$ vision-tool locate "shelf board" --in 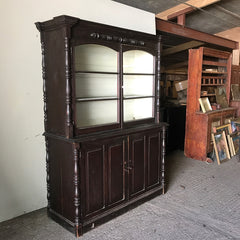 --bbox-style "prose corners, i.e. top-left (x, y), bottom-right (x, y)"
top-left (202, 71), bottom-right (227, 74)
top-left (124, 95), bottom-right (154, 100)
top-left (75, 71), bottom-right (118, 75)
top-left (123, 73), bottom-right (154, 76)
top-left (76, 96), bottom-right (119, 102)
top-left (201, 94), bottom-right (216, 97)
top-left (201, 84), bottom-right (225, 86)
top-left (196, 108), bottom-right (236, 115)
top-left (202, 60), bottom-right (227, 67)
top-left (202, 76), bottom-right (225, 79)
